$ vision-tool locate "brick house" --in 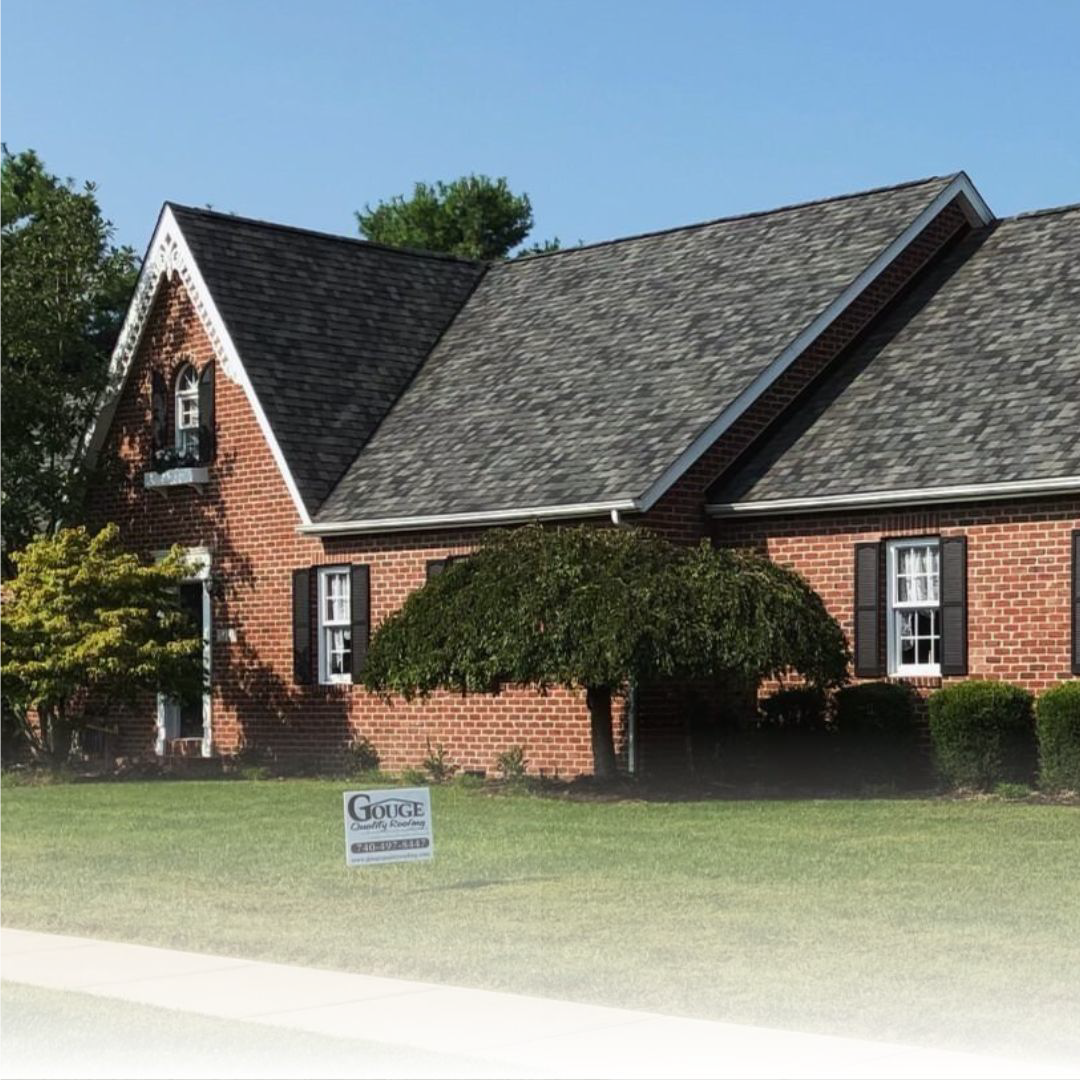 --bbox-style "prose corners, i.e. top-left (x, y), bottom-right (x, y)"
top-left (84, 172), bottom-right (1079, 774)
